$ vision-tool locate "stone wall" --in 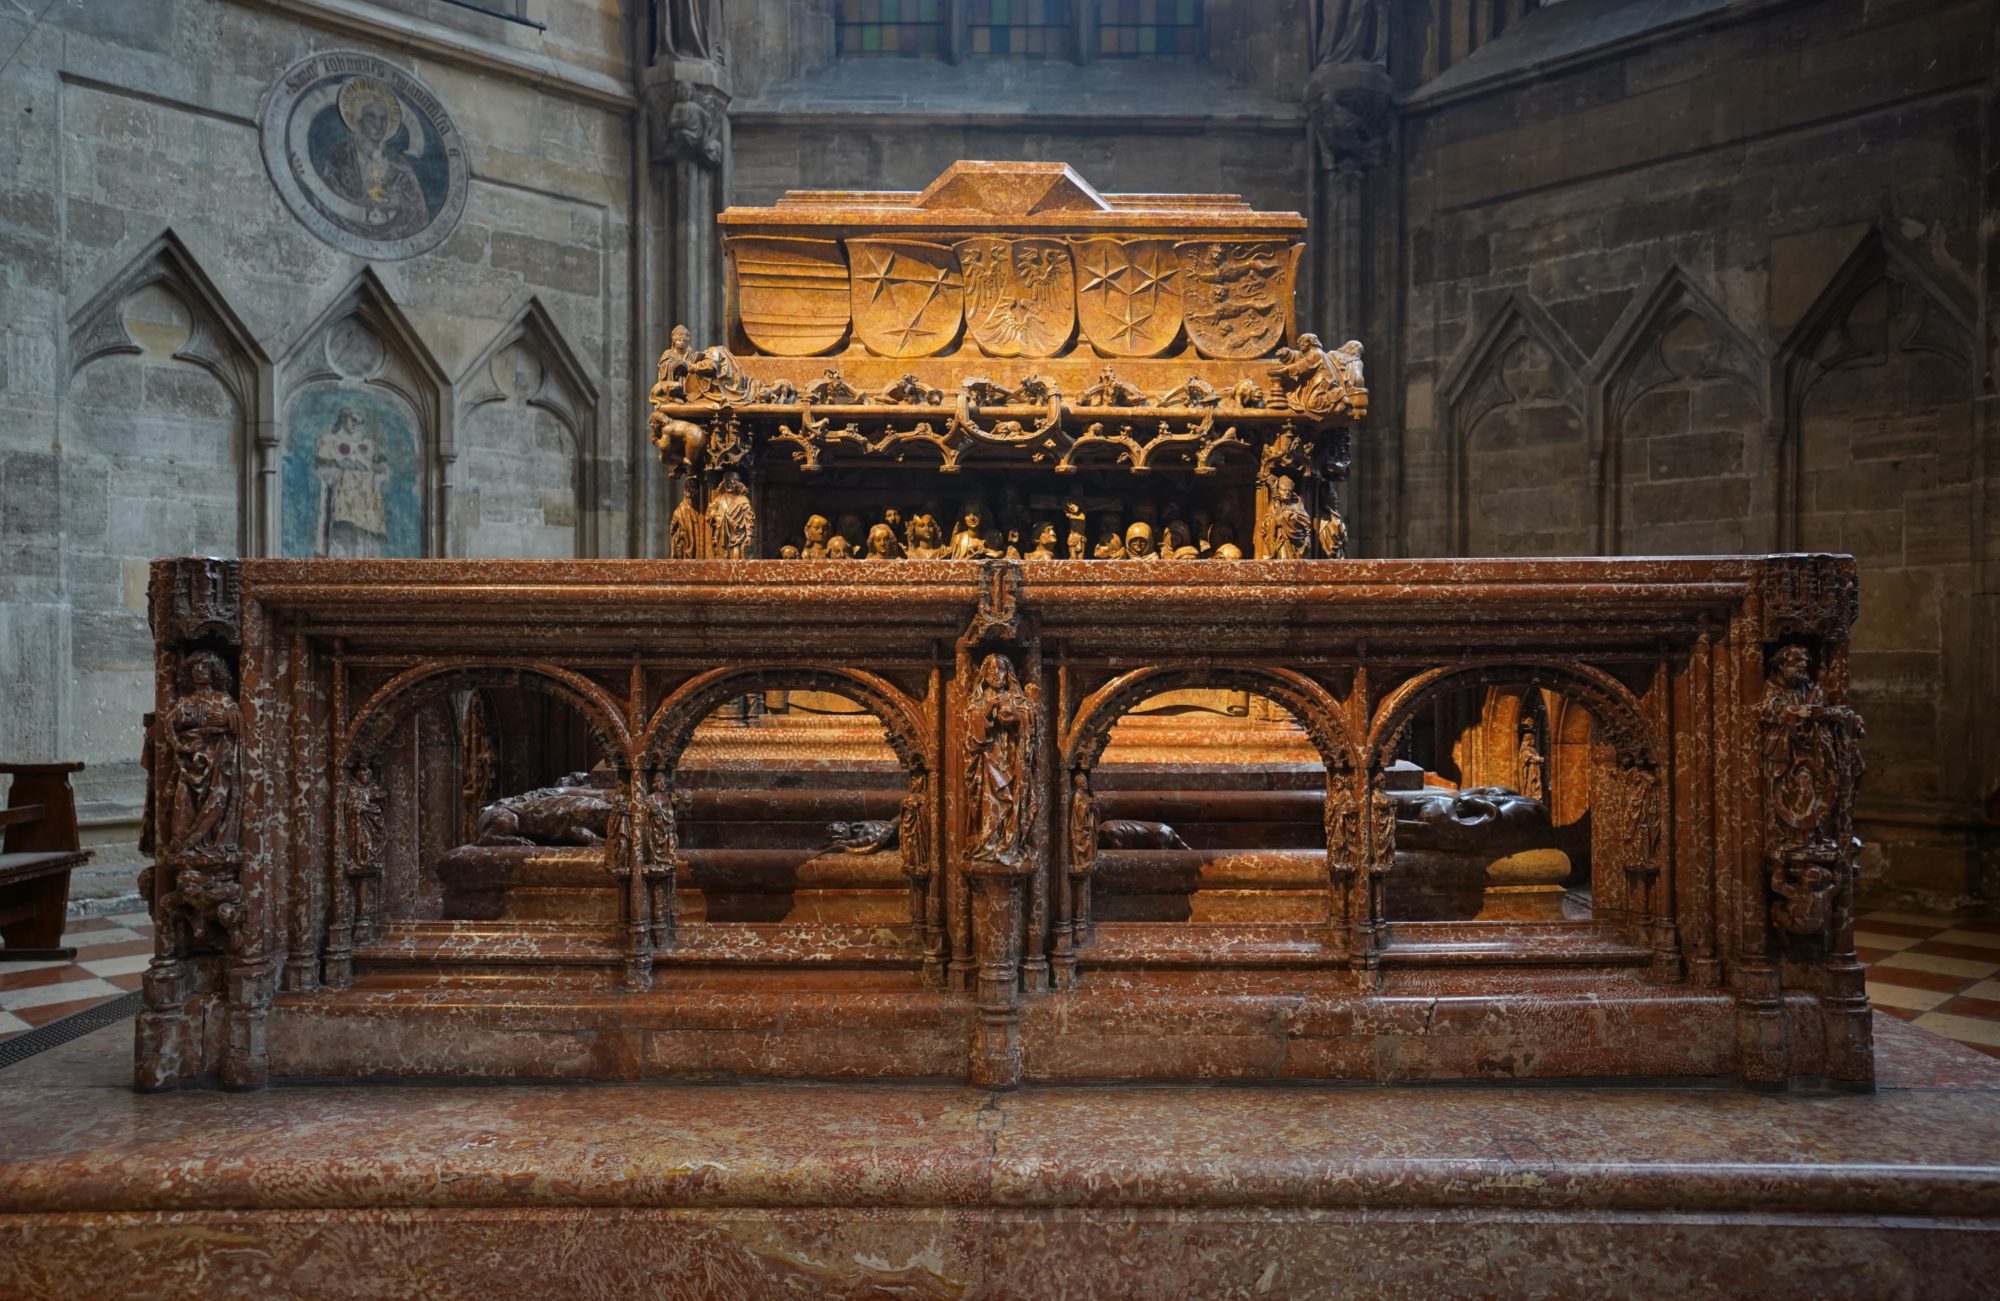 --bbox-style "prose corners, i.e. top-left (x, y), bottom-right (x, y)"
top-left (1394, 0), bottom-right (2000, 901)
top-left (0, 0), bottom-right (635, 841)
